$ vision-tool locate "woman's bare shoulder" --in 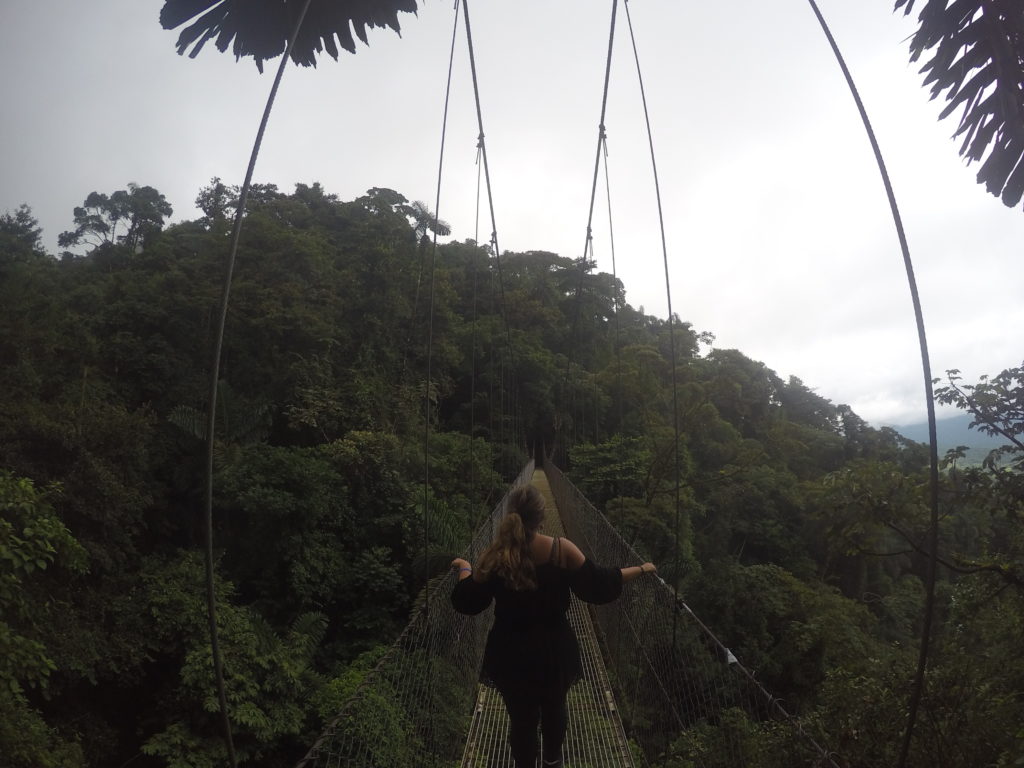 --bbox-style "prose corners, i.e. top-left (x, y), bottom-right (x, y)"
top-left (529, 533), bottom-right (554, 560)
top-left (559, 538), bottom-right (586, 569)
